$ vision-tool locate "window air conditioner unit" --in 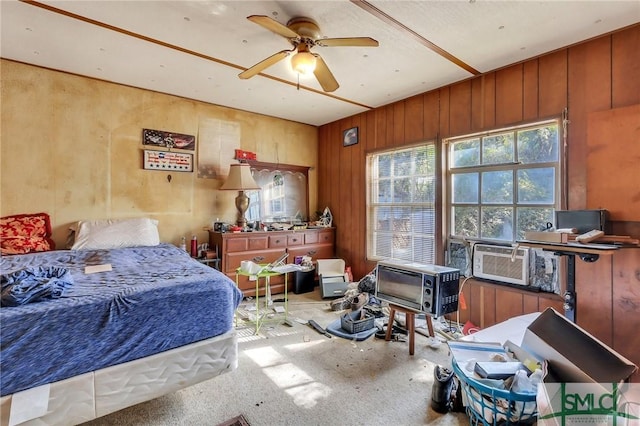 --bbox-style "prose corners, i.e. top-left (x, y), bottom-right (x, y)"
top-left (472, 244), bottom-right (529, 286)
